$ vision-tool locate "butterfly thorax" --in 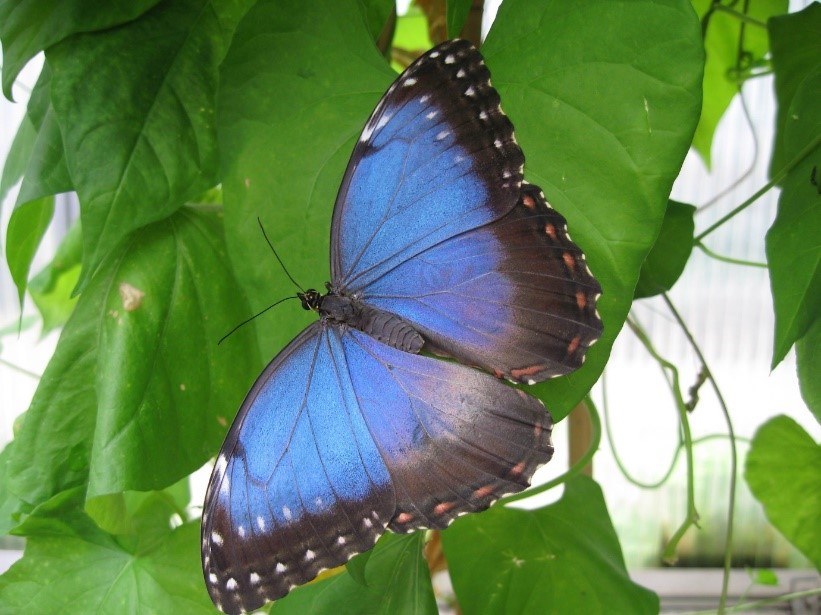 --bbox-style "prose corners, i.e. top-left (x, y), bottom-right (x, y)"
top-left (299, 287), bottom-right (424, 354)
